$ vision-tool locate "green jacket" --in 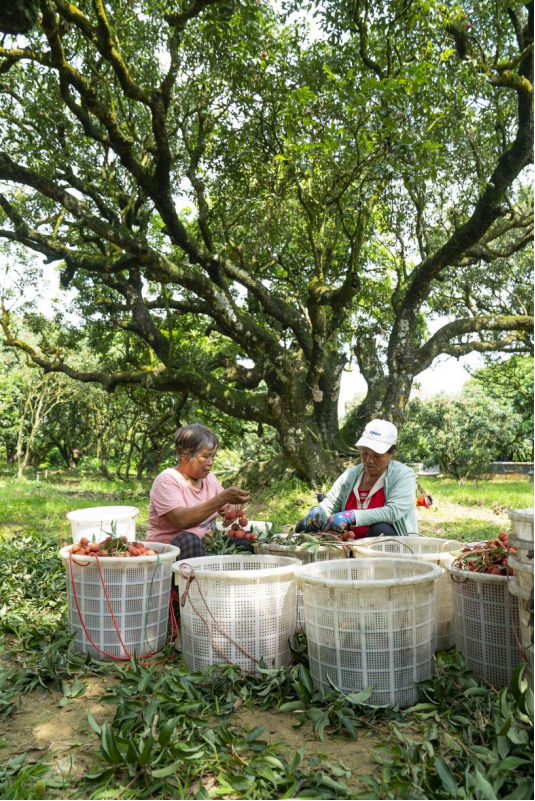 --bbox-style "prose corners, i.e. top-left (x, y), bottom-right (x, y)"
top-left (319, 460), bottom-right (418, 536)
